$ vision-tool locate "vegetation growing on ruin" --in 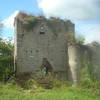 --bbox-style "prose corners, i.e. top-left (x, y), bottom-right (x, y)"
top-left (75, 34), bottom-right (85, 45)
top-left (0, 17), bottom-right (100, 100)
top-left (0, 79), bottom-right (100, 100)
top-left (22, 15), bottom-right (46, 30)
top-left (23, 16), bottom-right (39, 30)
top-left (22, 14), bottom-right (63, 31)
top-left (0, 40), bottom-right (100, 100)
